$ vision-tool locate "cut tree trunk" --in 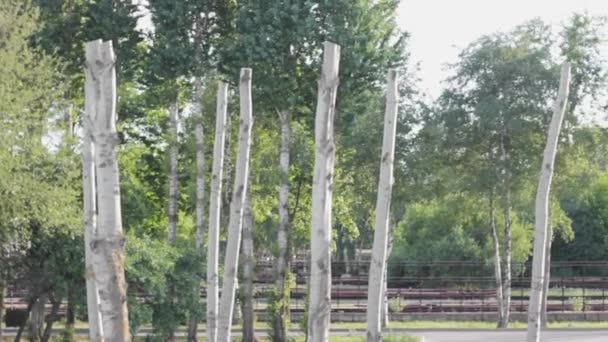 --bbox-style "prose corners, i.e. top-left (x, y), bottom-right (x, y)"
top-left (29, 292), bottom-right (47, 342)
top-left (366, 69), bottom-right (399, 342)
top-left (490, 190), bottom-right (505, 327)
top-left (526, 63), bottom-right (571, 342)
top-left (274, 109), bottom-right (291, 342)
top-left (217, 68), bottom-right (254, 342)
top-left (240, 194), bottom-right (255, 342)
top-left (541, 225), bottom-right (553, 328)
top-left (206, 81), bottom-right (229, 342)
top-left (499, 130), bottom-right (512, 328)
top-left (381, 231), bottom-right (394, 329)
top-left (82, 39), bottom-right (105, 342)
top-left (307, 42), bottom-right (341, 342)
top-left (188, 77), bottom-right (206, 342)
top-left (85, 39), bottom-right (130, 341)
top-left (168, 94), bottom-right (179, 244)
